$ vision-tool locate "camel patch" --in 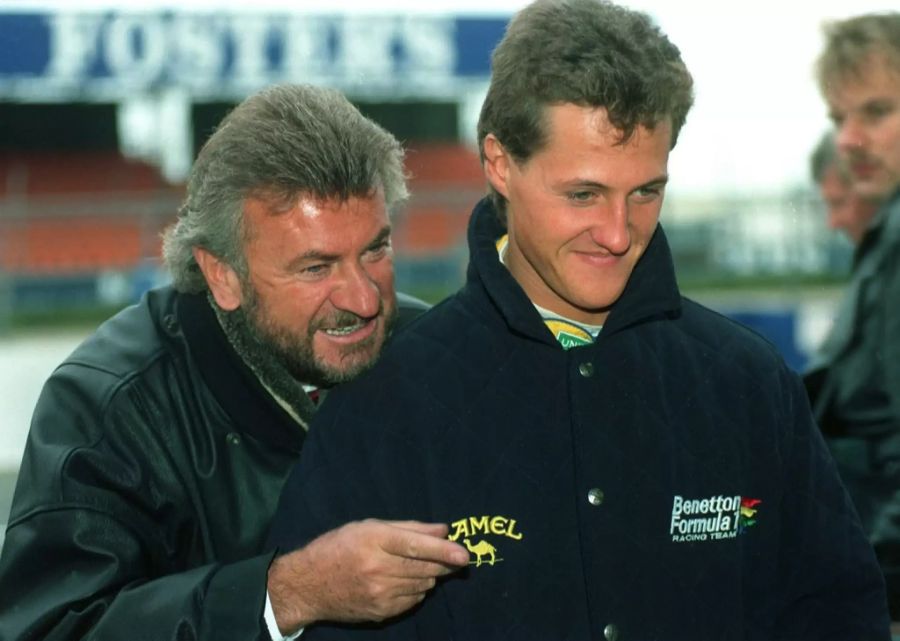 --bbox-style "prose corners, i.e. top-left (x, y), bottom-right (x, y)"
top-left (447, 515), bottom-right (524, 568)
